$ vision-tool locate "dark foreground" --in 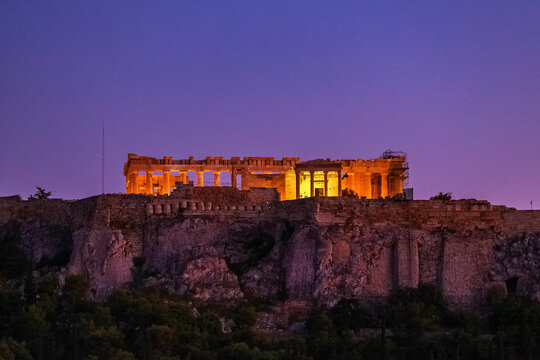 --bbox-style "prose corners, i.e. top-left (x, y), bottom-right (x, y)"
top-left (1, 270), bottom-right (539, 360)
